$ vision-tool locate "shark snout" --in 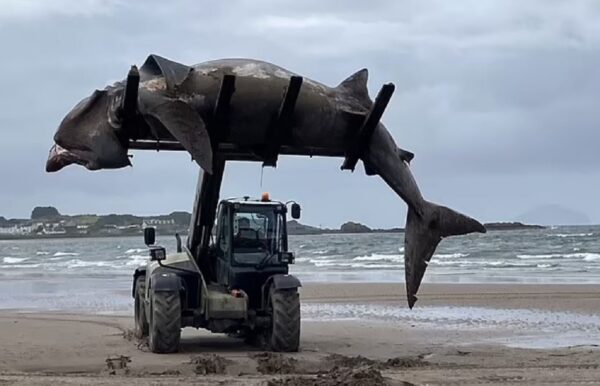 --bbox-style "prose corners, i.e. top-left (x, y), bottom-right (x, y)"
top-left (45, 143), bottom-right (87, 172)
